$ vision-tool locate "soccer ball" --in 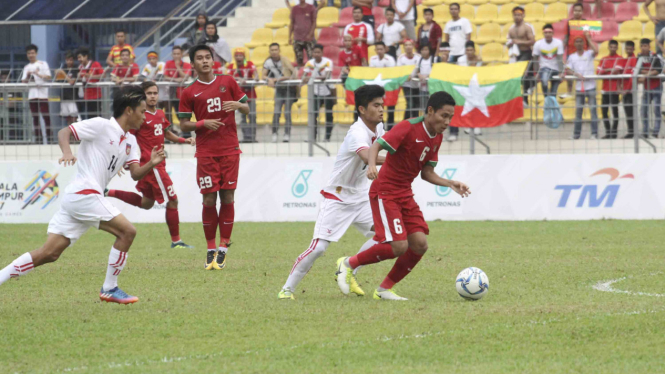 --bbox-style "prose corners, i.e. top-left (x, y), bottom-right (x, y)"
top-left (455, 267), bottom-right (489, 300)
